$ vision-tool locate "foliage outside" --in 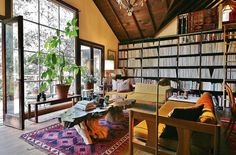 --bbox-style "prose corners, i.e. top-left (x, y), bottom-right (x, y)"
top-left (81, 68), bottom-right (97, 84)
top-left (30, 18), bottom-right (80, 92)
